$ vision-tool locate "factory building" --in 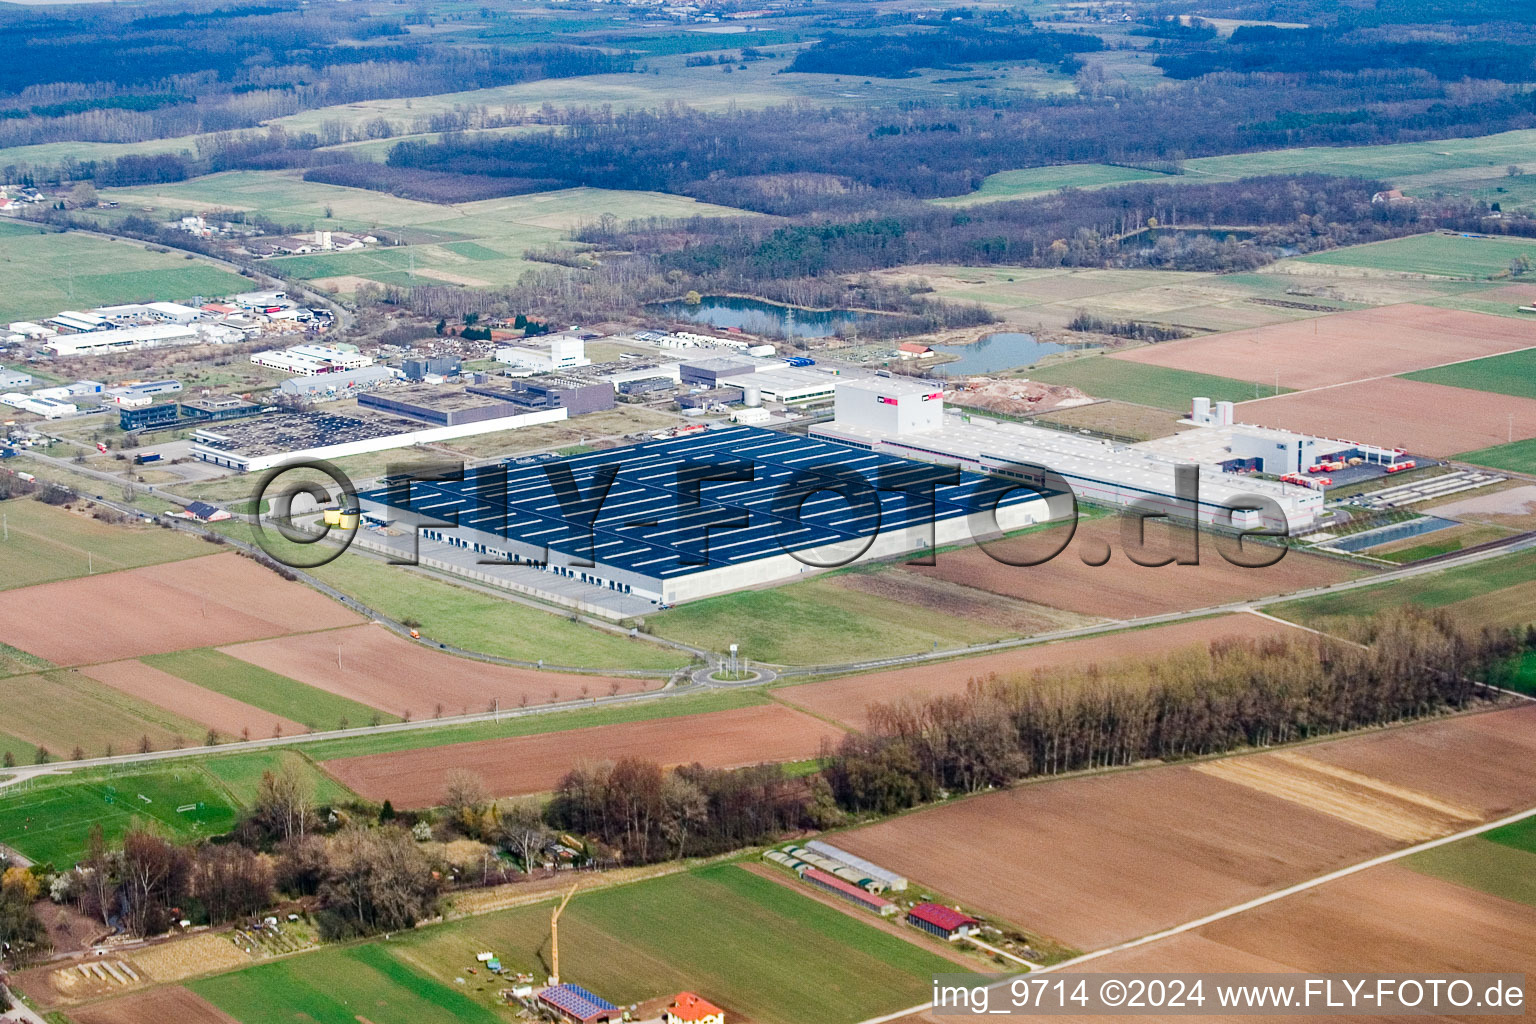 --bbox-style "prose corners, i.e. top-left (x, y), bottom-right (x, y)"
top-left (0, 367), bottom-right (32, 389)
top-left (358, 425), bottom-right (1054, 605)
top-left (401, 355), bottom-right (462, 381)
top-left (41, 323), bottom-right (203, 357)
top-left (119, 395), bottom-right (263, 432)
top-left (678, 355), bottom-right (771, 387)
top-left (279, 365), bottom-right (399, 397)
top-left (357, 379), bottom-right (613, 426)
top-left (1, 393), bottom-right (76, 418)
top-left (250, 343), bottom-right (372, 376)
top-left (720, 365), bottom-right (841, 406)
top-left (495, 334), bottom-right (589, 372)
top-left (813, 383), bottom-right (1322, 535)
